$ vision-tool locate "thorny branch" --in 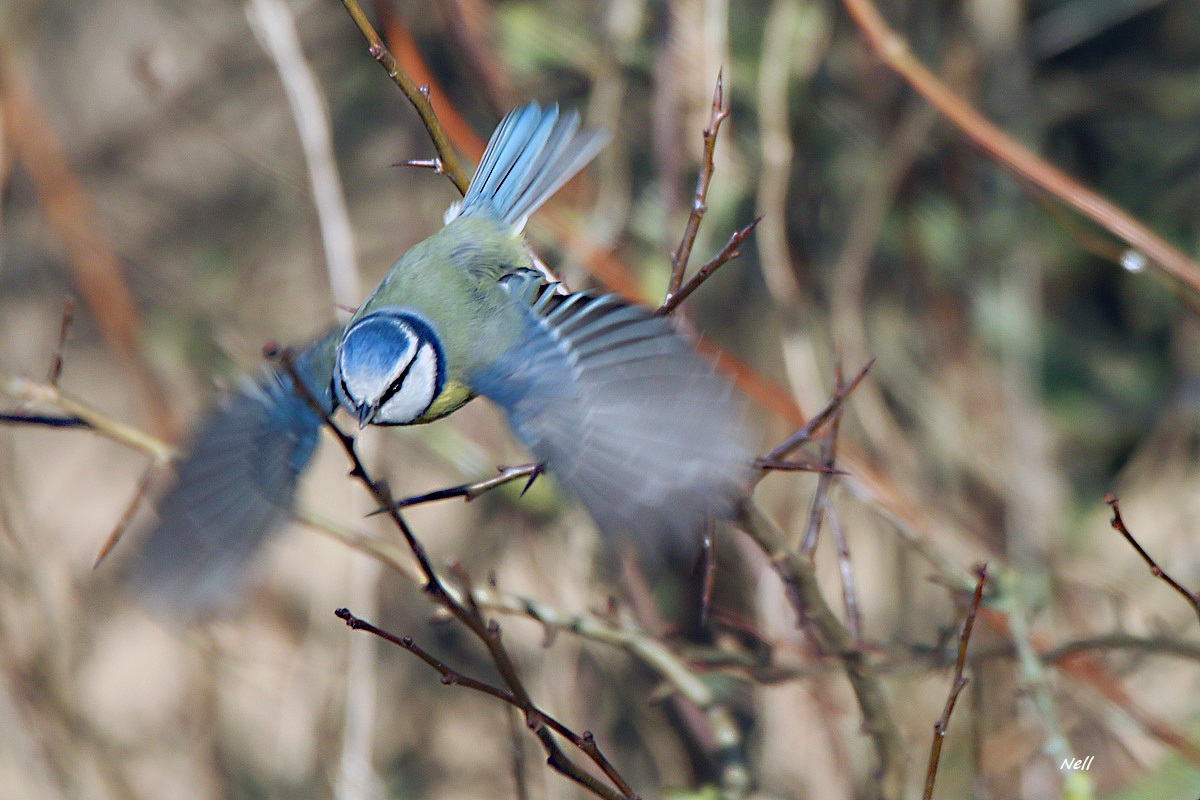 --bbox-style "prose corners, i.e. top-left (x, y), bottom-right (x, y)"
top-left (736, 499), bottom-right (906, 797)
top-left (663, 70), bottom-right (732, 308)
top-left (924, 564), bottom-right (987, 800)
top-left (5, 365), bottom-right (751, 797)
top-left (339, 0), bottom-right (470, 194)
top-left (372, 463), bottom-right (544, 515)
top-left (1105, 492), bottom-right (1200, 626)
top-left (756, 359), bottom-right (875, 482)
top-left (336, 607), bottom-right (637, 798)
top-left (800, 361), bottom-right (848, 556)
top-left (659, 217), bottom-right (761, 316)
top-left (273, 347), bottom-right (637, 800)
